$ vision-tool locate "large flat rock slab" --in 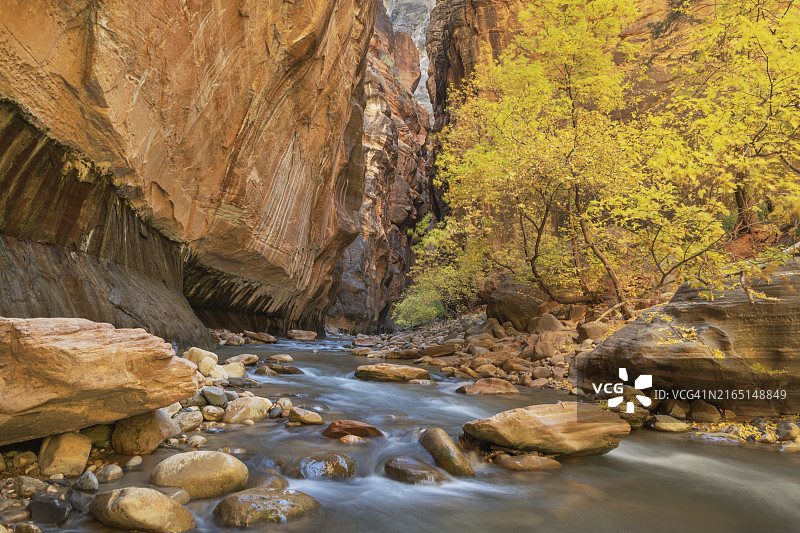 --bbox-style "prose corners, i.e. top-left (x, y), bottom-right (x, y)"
top-left (0, 317), bottom-right (201, 446)
top-left (463, 402), bottom-right (630, 457)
